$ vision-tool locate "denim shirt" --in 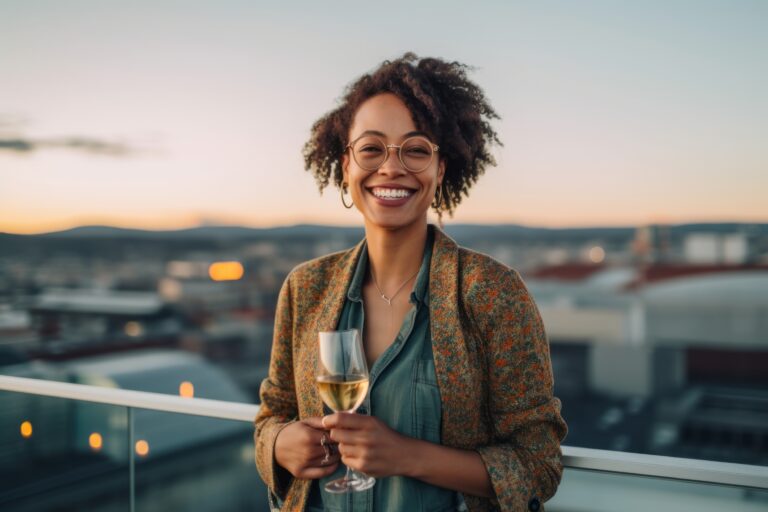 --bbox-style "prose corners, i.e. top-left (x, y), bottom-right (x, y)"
top-left (306, 230), bottom-right (462, 512)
